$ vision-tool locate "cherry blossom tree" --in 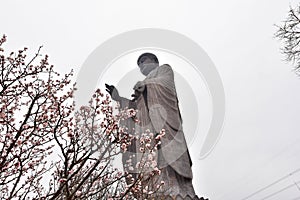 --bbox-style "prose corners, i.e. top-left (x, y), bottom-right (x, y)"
top-left (0, 35), bottom-right (165, 200)
top-left (0, 34), bottom-right (74, 199)
top-left (45, 92), bottom-right (165, 200)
